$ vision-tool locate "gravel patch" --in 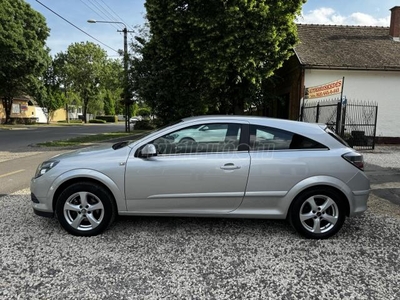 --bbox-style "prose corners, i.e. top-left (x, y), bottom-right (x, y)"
top-left (1, 189), bottom-right (399, 299)
top-left (361, 145), bottom-right (400, 169)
